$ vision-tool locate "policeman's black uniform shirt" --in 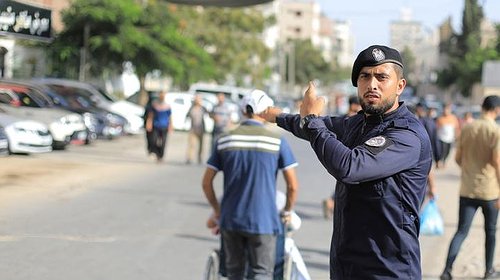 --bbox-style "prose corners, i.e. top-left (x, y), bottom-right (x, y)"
top-left (277, 102), bottom-right (432, 280)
